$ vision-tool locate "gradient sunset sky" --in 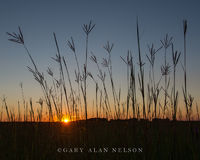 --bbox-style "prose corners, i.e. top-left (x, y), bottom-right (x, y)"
top-left (0, 0), bottom-right (200, 114)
